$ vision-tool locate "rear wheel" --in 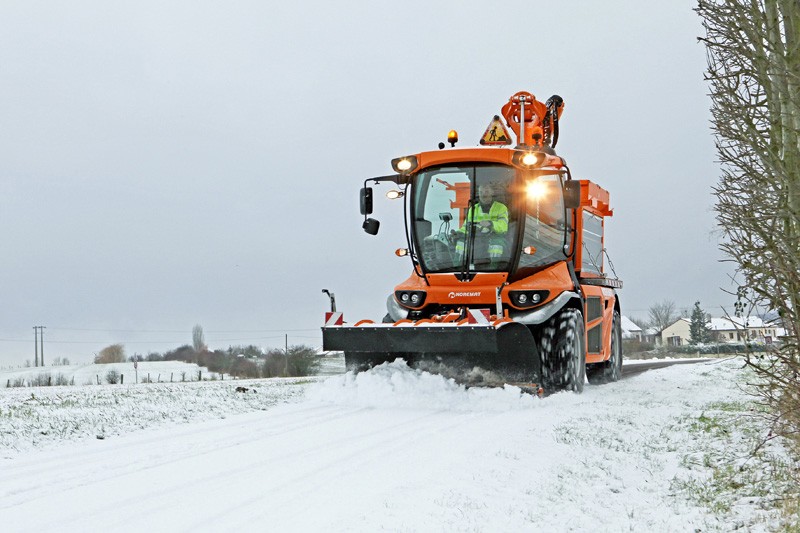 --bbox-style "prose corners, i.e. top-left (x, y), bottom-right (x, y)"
top-left (538, 308), bottom-right (586, 393)
top-left (587, 311), bottom-right (623, 385)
